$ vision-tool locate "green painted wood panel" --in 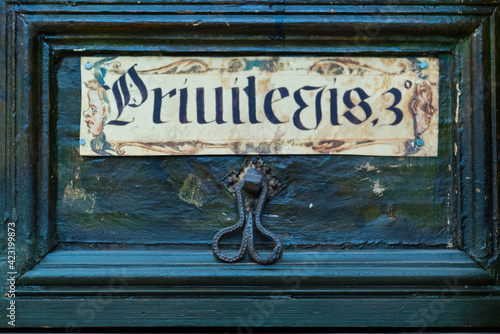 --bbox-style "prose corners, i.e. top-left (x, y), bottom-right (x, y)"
top-left (3, 1), bottom-right (499, 329)
top-left (56, 55), bottom-right (454, 248)
top-left (15, 296), bottom-right (500, 328)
